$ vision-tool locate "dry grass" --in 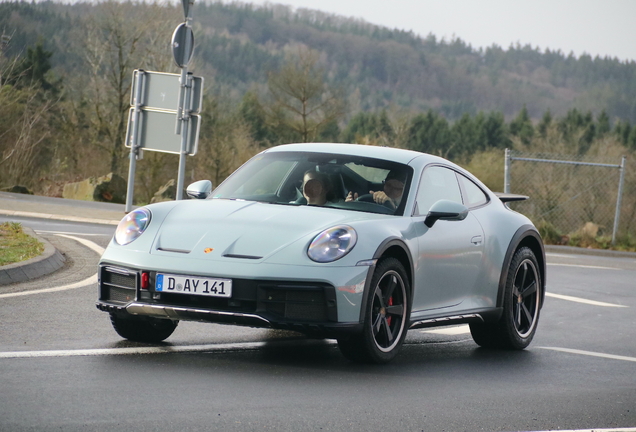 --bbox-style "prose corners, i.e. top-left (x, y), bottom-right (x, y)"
top-left (0, 222), bottom-right (44, 266)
